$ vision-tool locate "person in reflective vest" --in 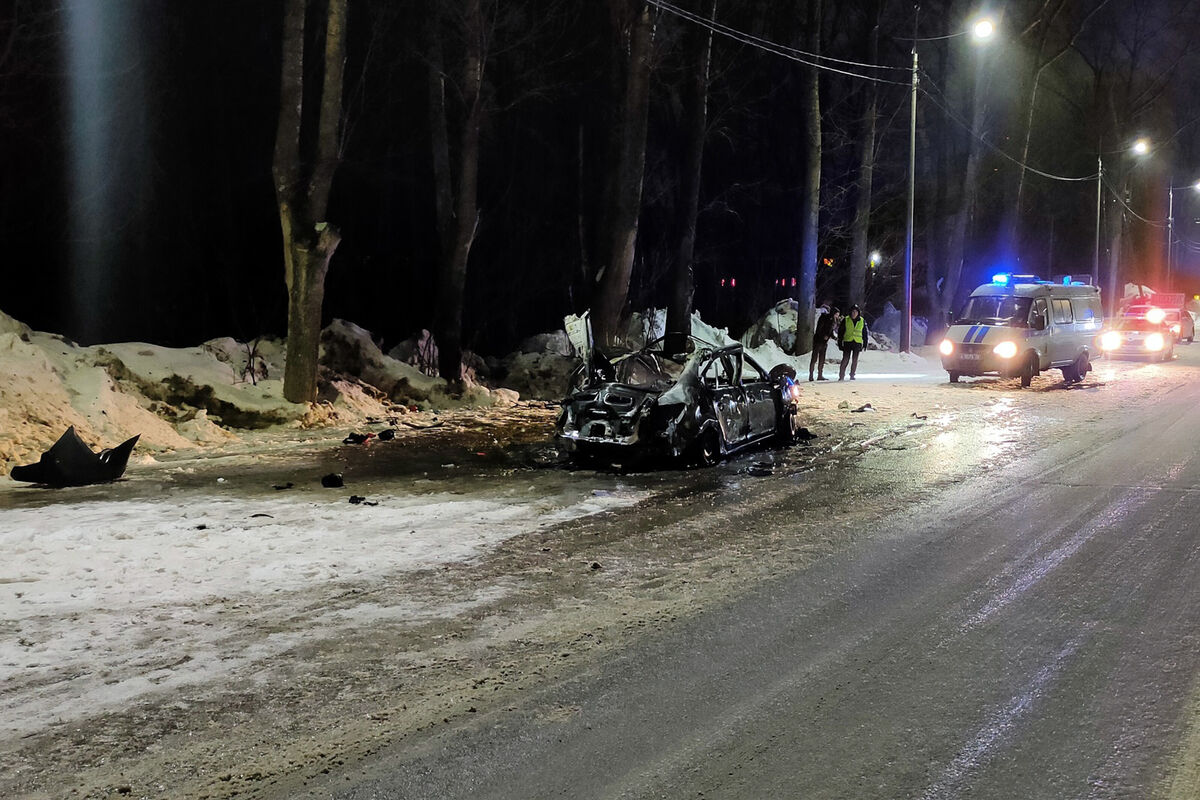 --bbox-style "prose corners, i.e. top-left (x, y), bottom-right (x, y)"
top-left (837, 305), bottom-right (868, 381)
